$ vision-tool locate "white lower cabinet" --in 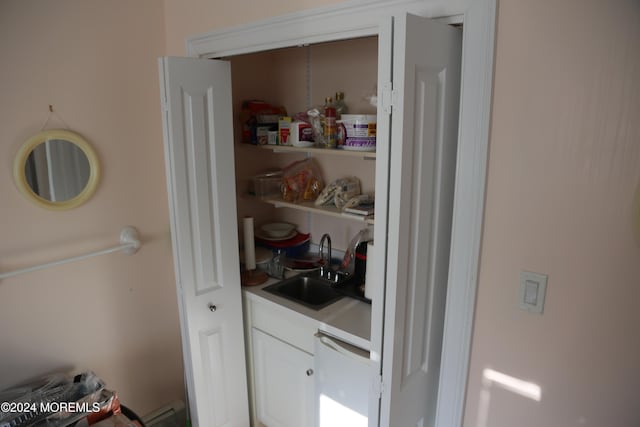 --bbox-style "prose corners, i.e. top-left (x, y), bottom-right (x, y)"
top-left (251, 327), bottom-right (315, 427)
